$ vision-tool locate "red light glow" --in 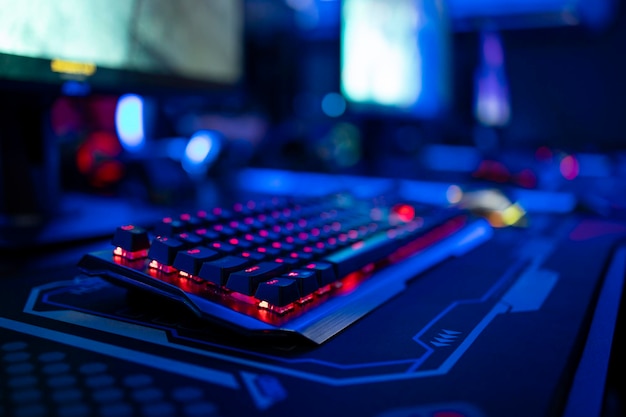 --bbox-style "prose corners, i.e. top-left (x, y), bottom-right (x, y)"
top-left (148, 260), bottom-right (177, 274)
top-left (112, 247), bottom-right (147, 260)
top-left (392, 204), bottom-right (415, 222)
